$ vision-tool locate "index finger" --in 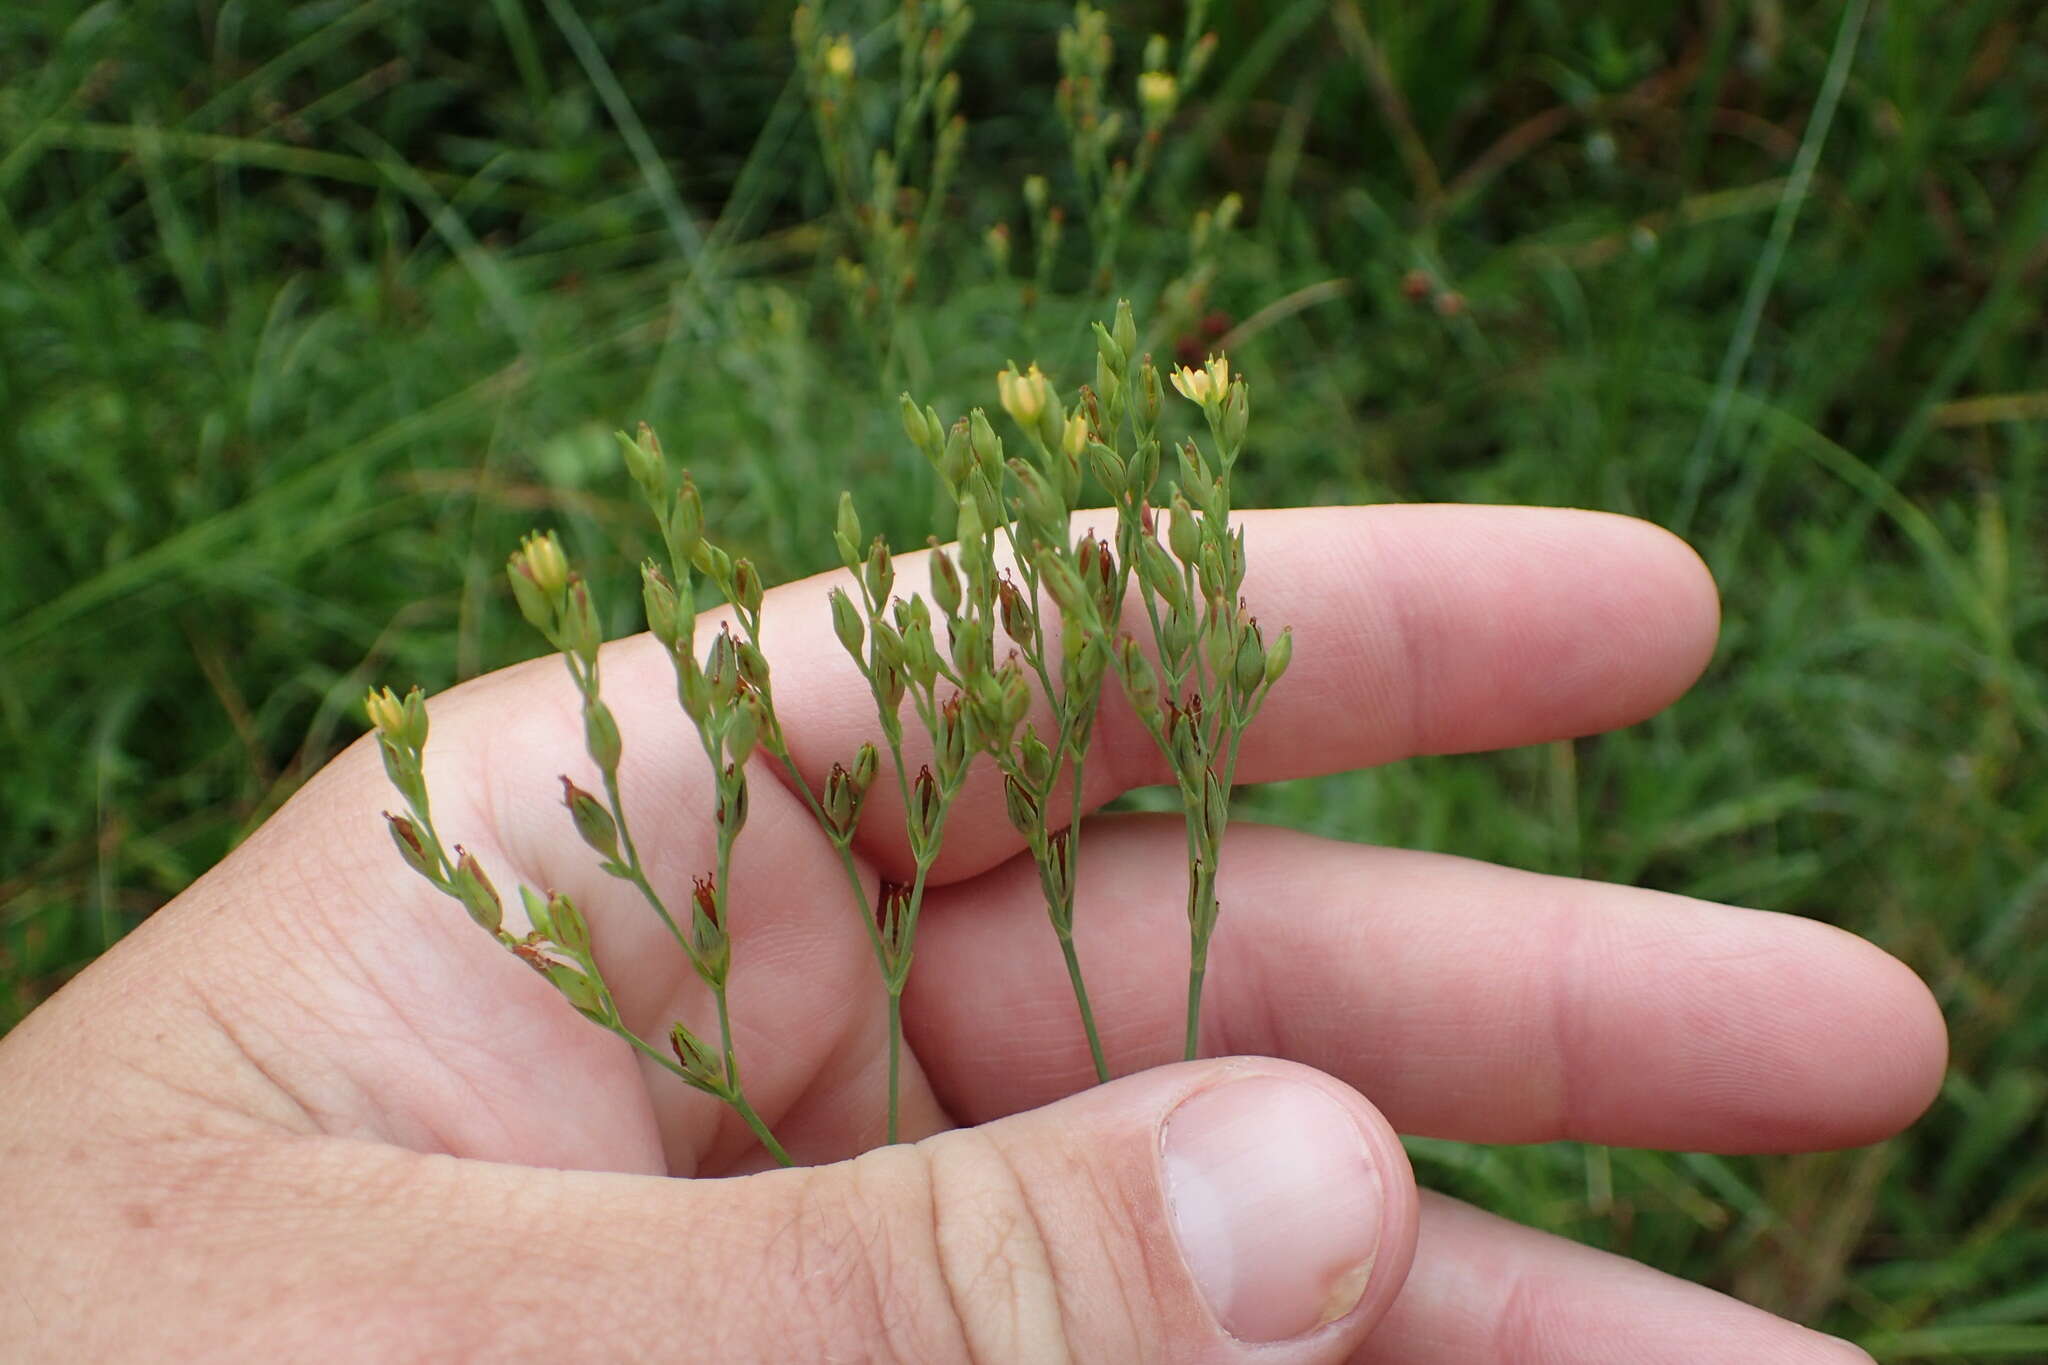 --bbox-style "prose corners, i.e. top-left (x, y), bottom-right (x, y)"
top-left (742, 503), bottom-right (1719, 880)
